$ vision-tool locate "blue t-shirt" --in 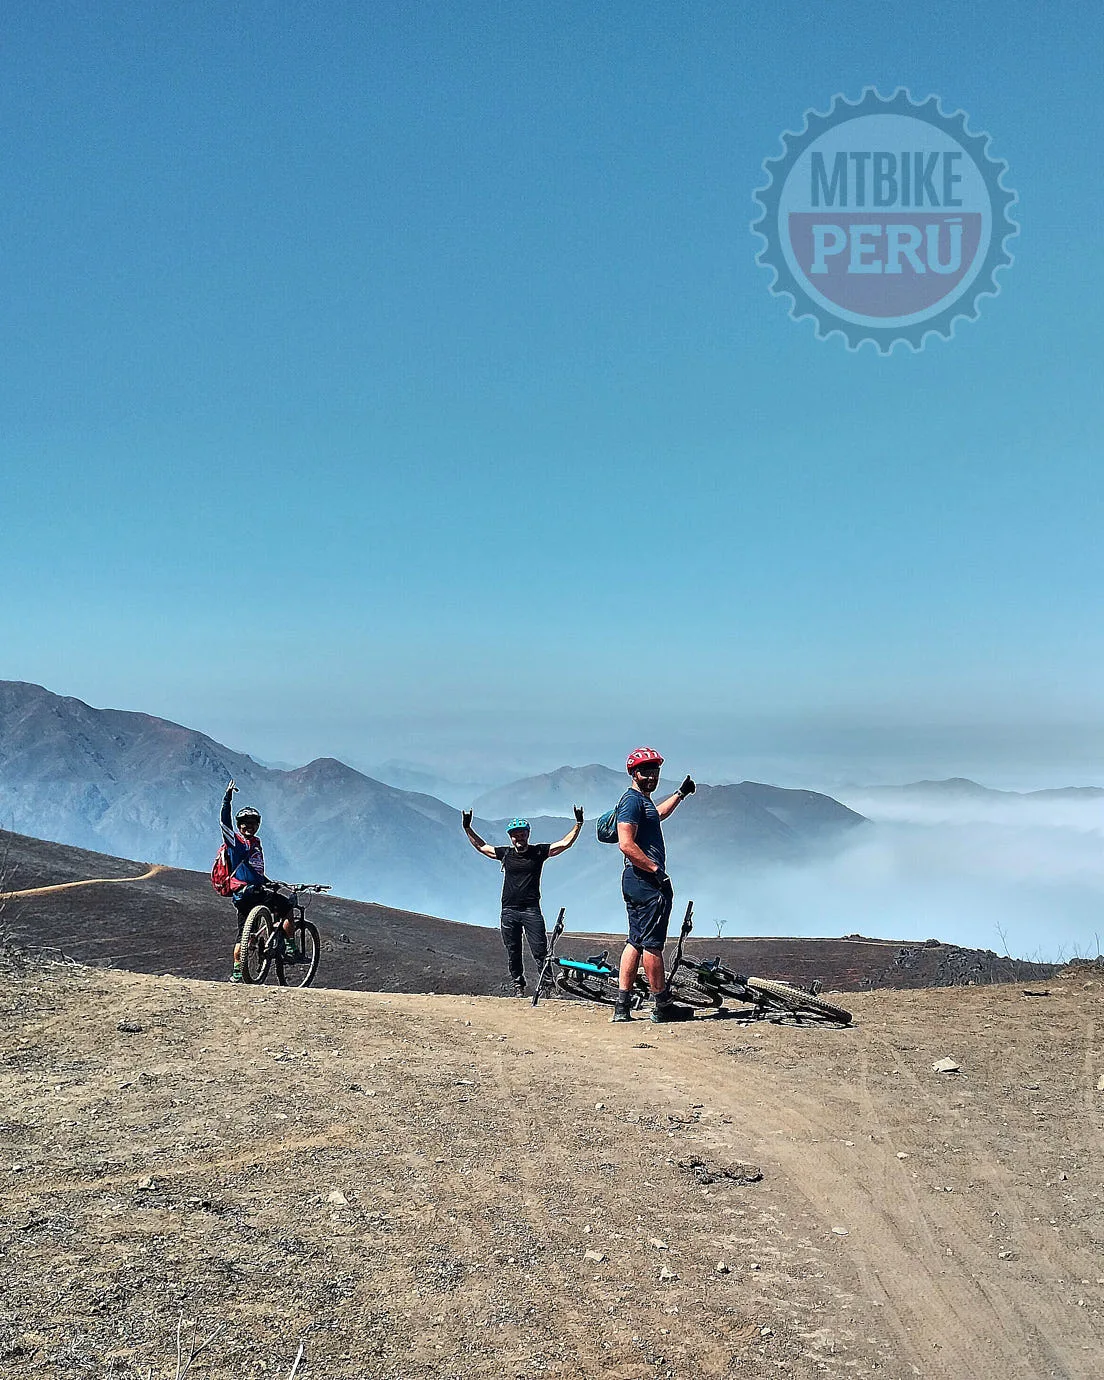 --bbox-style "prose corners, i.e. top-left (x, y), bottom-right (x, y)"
top-left (617, 788), bottom-right (665, 872)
